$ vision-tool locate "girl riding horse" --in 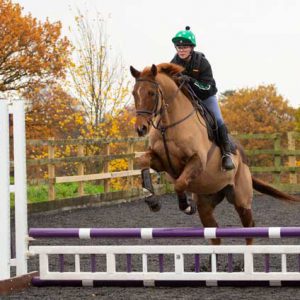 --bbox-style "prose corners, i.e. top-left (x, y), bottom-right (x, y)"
top-left (130, 62), bottom-right (299, 245)
top-left (171, 26), bottom-right (234, 171)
